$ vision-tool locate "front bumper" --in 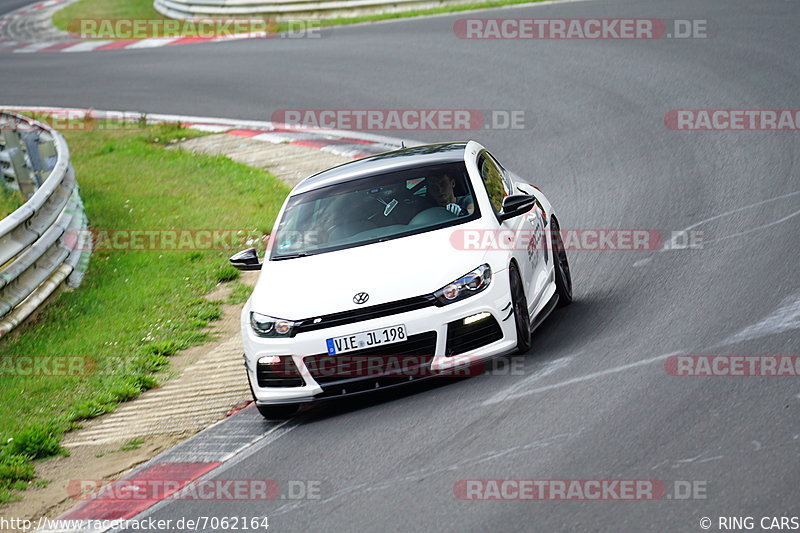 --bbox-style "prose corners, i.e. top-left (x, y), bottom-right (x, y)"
top-left (242, 268), bottom-right (517, 405)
